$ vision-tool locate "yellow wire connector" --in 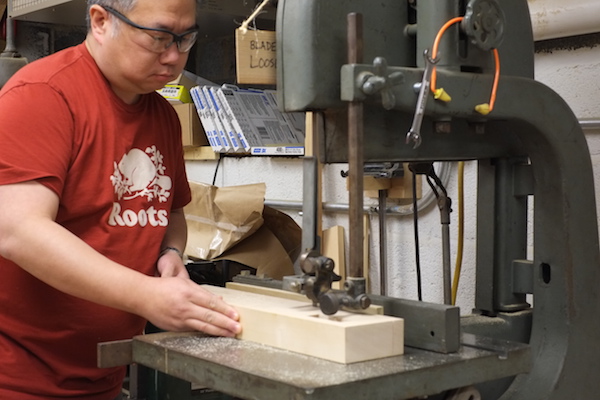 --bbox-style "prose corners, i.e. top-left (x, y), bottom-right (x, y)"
top-left (434, 88), bottom-right (452, 102)
top-left (475, 103), bottom-right (491, 115)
